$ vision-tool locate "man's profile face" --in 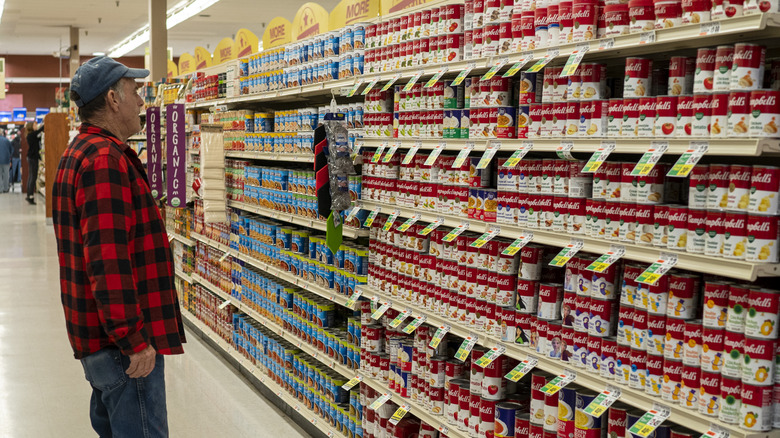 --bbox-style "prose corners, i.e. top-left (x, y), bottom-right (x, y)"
top-left (116, 78), bottom-right (144, 137)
